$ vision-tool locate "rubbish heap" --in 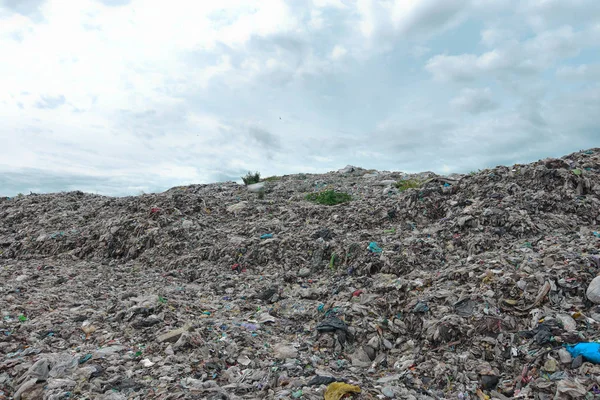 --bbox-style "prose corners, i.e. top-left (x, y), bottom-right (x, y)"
top-left (1, 148), bottom-right (600, 399)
